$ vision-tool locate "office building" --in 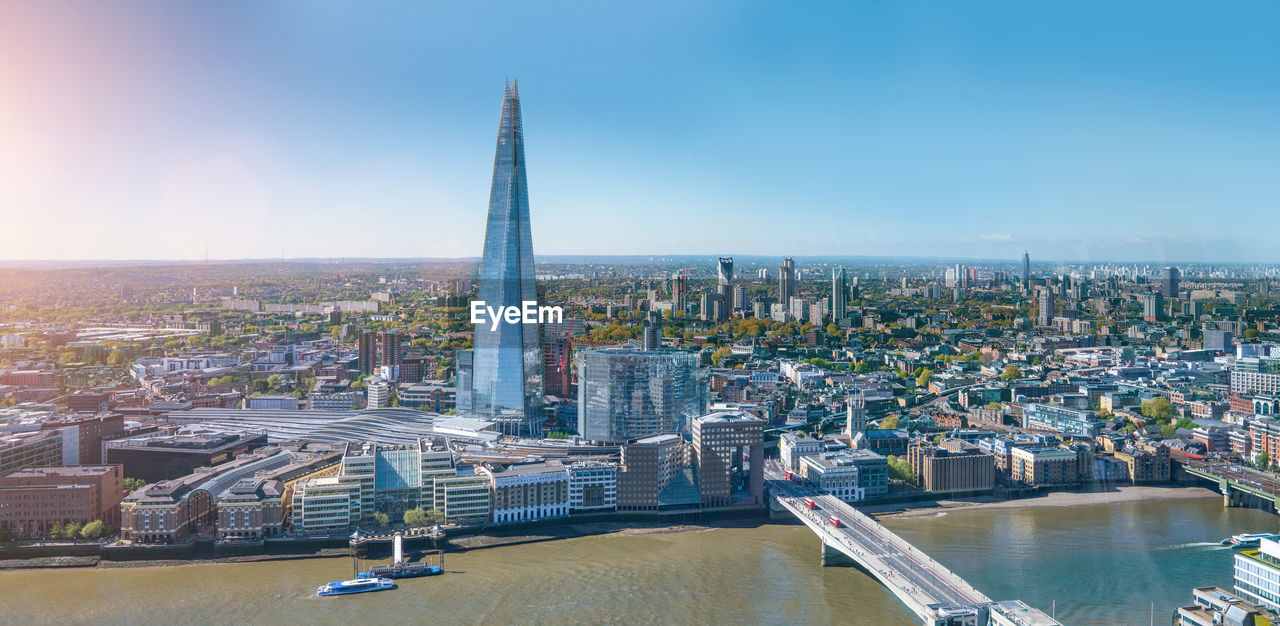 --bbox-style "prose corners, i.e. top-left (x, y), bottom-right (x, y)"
top-left (365, 376), bottom-right (391, 409)
top-left (481, 460), bottom-right (570, 524)
top-left (567, 460), bottom-right (617, 512)
top-left (906, 440), bottom-right (995, 494)
top-left (1022, 403), bottom-right (1103, 438)
top-left (1236, 537), bottom-right (1280, 611)
top-left (617, 434), bottom-right (688, 511)
top-left (1164, 266), bottom-right (1181, 298)
top-left (542, 333), bottom-right (573, 397)
top-left (460, 81), bottom-right (544, 437)
top-left (798, 449), bottom-right (887, 503)
top-left (1174, 587), bottom-right (1276, 626)
top-left (0, 431), bottom-right (64, 476)
top-left (690, 410), bottom-right (764, 508)
top-left (0, 465), bottom-right (124, 537)
top-left (1204, 328), bottom-right (1234, 353)
top-left (1010, 447), bottom-right (1079, 486)
top-left (290, 476), bottom-right (362, 533)
top-left (337, 438), bottom-right (455, 520)
top-left (576, 349), bottom-right (704, 444)
top-left (248, 395), bottom-right (299, 410)
top-left (432, 468), bottom-right (491, 524)
top-left (104, 430), bottom-right (269, 482)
